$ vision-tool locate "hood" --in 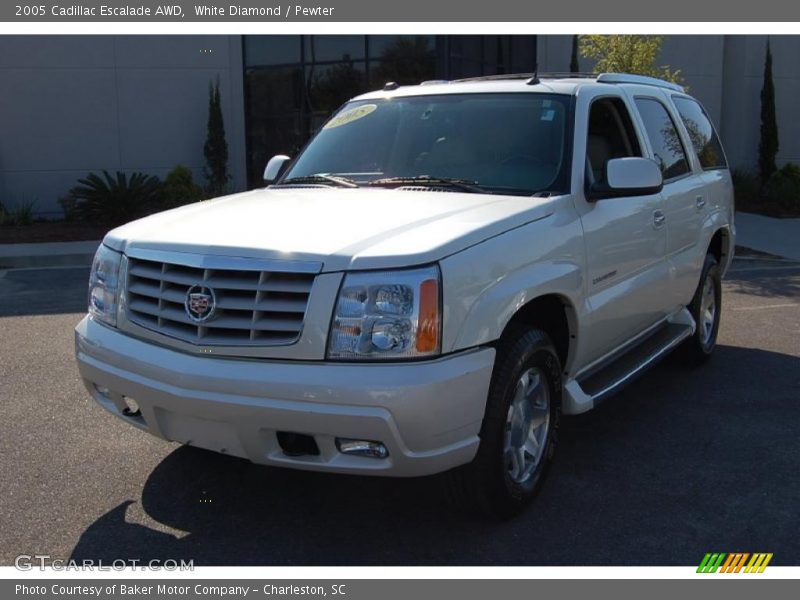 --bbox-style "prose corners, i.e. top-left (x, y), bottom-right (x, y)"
top-left (104, 187), bottom-right (558, 272)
